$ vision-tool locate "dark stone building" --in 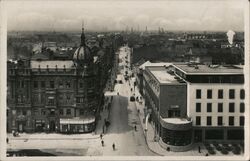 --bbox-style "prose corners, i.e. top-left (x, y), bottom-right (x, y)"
top-left (7, 28), bottom-right (114, 133)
